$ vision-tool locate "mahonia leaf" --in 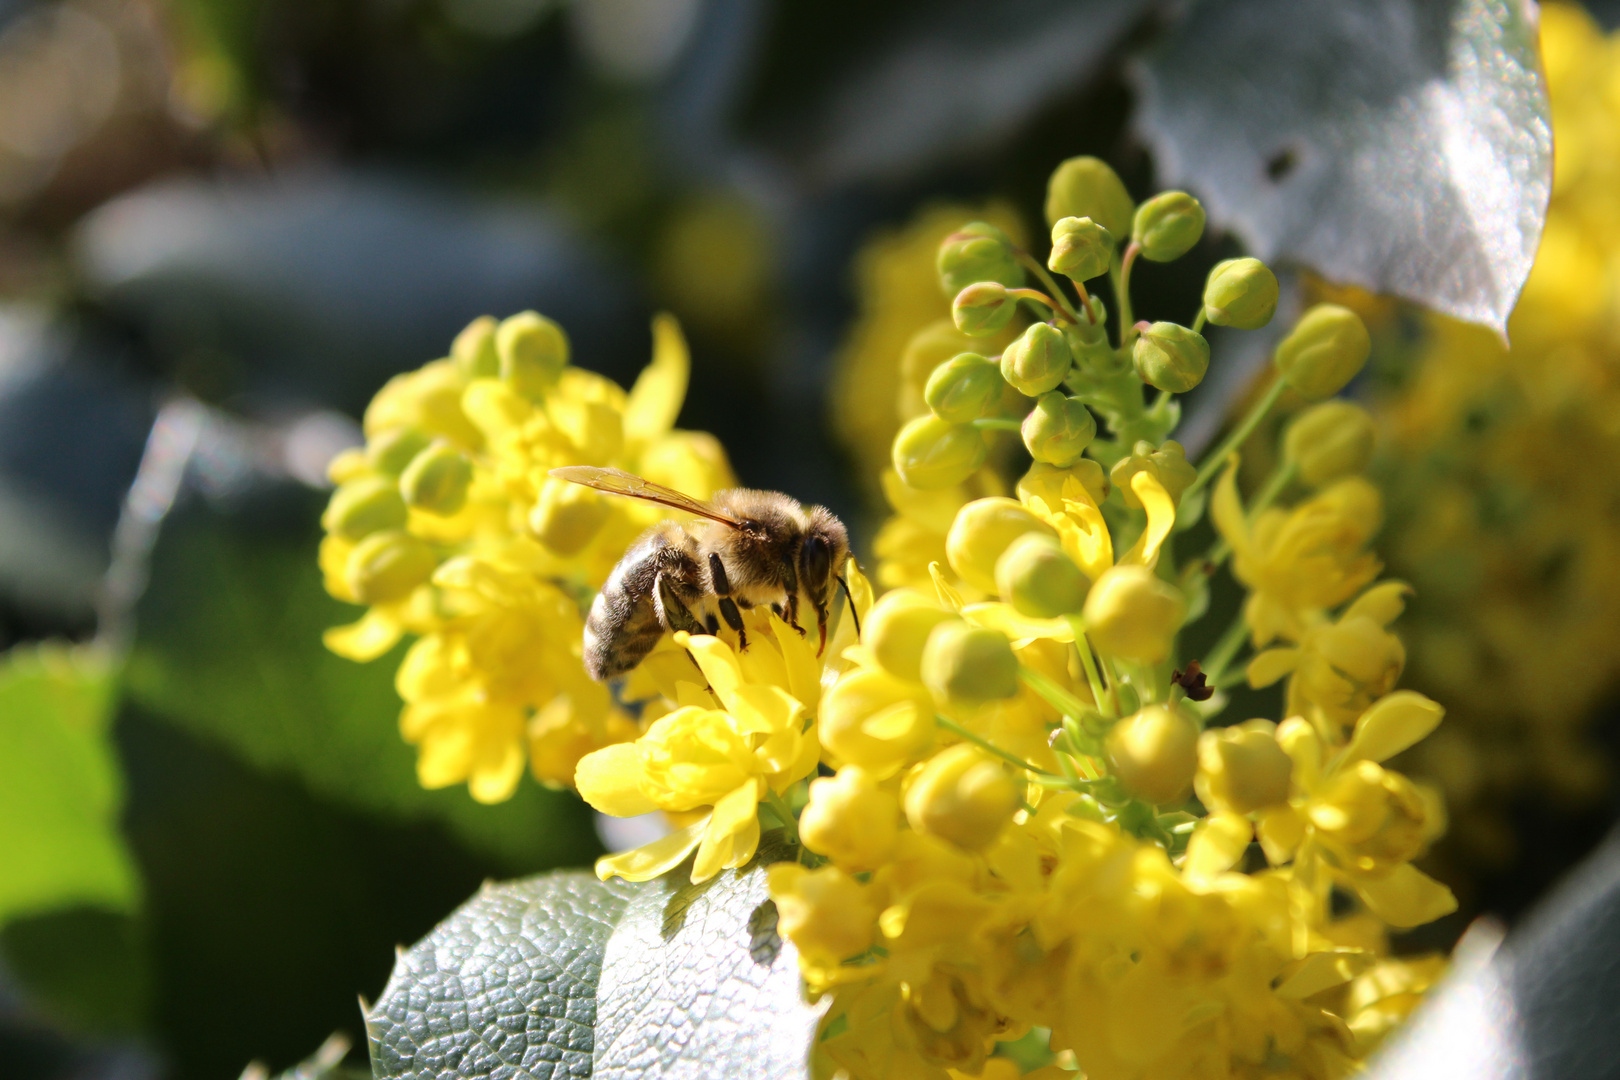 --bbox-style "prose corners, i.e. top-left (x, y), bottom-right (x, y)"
top-left (1134, 0), bottom-right (1551, 337)
top-left (367, 837), bottom-right (823, 1080)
